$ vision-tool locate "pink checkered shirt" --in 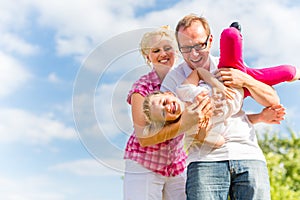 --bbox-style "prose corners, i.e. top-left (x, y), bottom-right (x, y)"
top-left (124, 70), bottom-right (186, 177)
